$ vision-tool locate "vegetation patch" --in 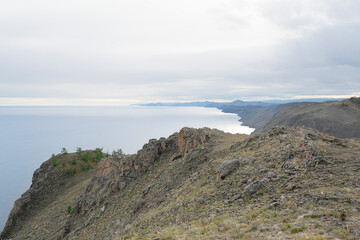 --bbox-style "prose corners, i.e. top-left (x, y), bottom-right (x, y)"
top-left (291, 225), bottom-right (307, 234)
